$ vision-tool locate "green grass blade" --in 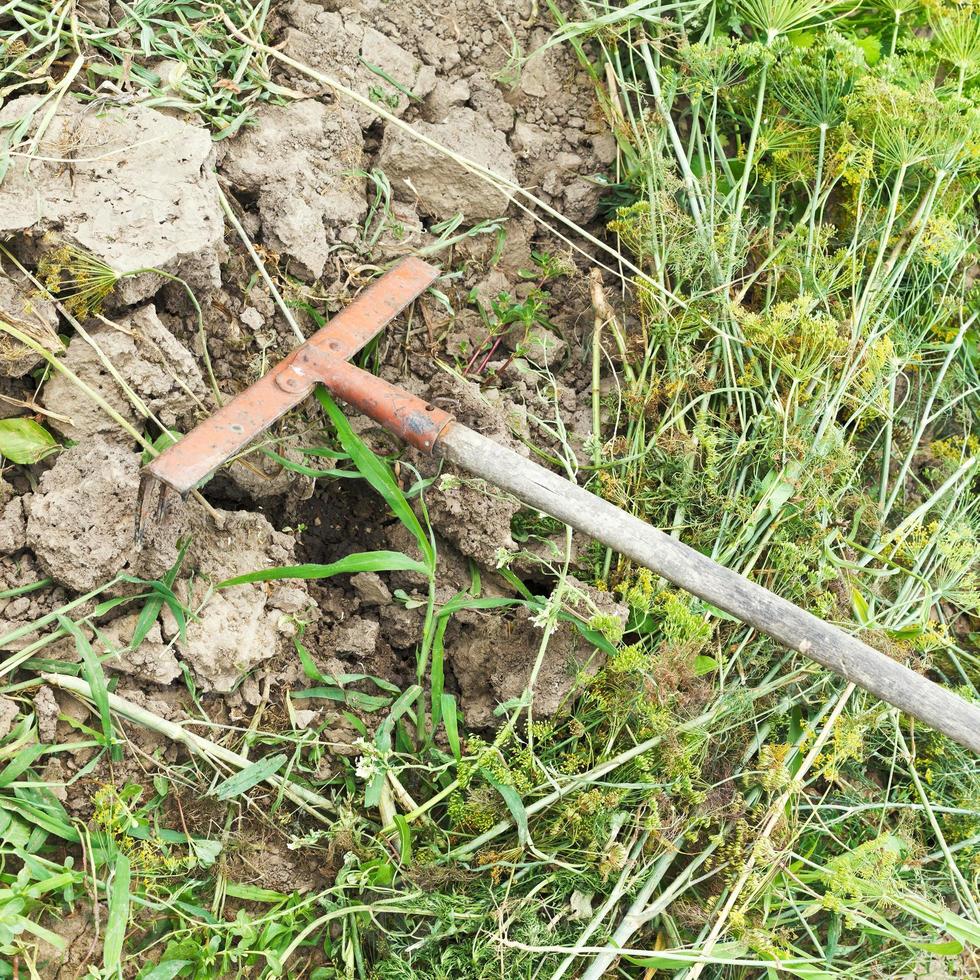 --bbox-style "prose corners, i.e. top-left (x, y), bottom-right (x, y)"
top-left (441, 694), bottom-right (461, 760)
top-left (103, 852), bottom-right (131, 973)
top-left (57, 615), bottom-right (118, 761)
top-left (316, 387), bottom-right (434, 568)
top-left (217, 550), bottom-right (427, 588)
